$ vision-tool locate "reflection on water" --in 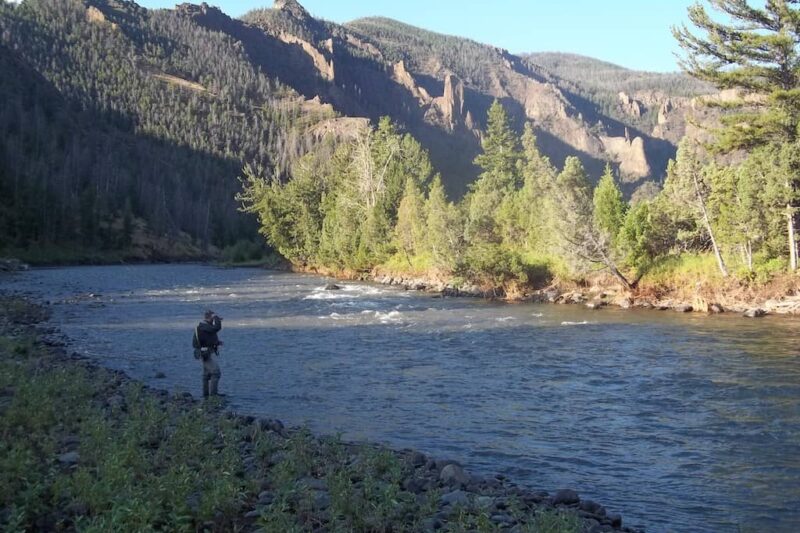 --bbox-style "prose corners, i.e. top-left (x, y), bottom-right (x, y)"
top-left (6, 264), bottom-right (800, 533)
